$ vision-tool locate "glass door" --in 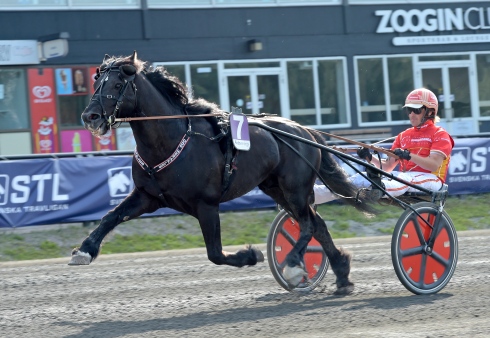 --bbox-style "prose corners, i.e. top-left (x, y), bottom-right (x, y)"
top-left (224, 69), bottom-right (284, 116)
top-left (415, 62), bottom-right (477, 135)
